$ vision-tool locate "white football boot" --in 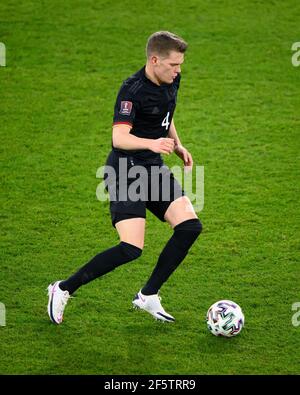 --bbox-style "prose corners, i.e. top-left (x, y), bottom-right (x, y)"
top-left (47, 281), bottom-right (71, 324)
top-left (132, 290), bottom-right (175, 322)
